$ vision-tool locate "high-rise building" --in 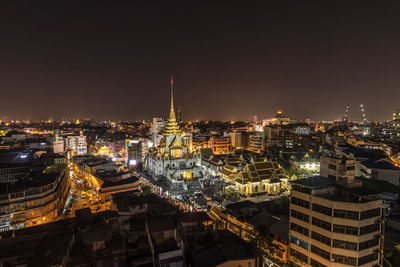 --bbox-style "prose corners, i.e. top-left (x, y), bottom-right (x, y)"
top-left (208, 136), bottom-right (231, 154)
top-left (0, 164), bottom-right (70, 231)
top-left (66, 131), bottom-right (87, 156)
top-left (229, 131), bottom-right (249, 149)
top-left (177, 106), bottom-right (182, 122)
top-left (126, 138), bottom-right (151, 166)
top-left (230, 132), bottom-right (241, 149)
top-left (392, 109), bottom-right (400, 121)
top-left (289, 155), bottom-right (384, 267)
top-left (248, 132), bottom-right (264, 152)
top-left (127, 140), bottom-right (142, 167)
top-left (53, 130), bottom-right (64, 154)
top-left (295, 127), bottom-right (311, 136)
top-left (151, 118), bottom-right (166, 147)
top-left (390, 110), bottom-right (400, 139)
top-left (264, 126), bottom-right (280, 140)
top-left (182, 131), bottom-right (193, 151)
top-left (53, 140), bottom-right (64, 154)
